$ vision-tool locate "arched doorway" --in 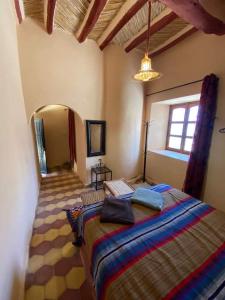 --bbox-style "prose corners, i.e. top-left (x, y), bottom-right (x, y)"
top-left (31, 105), bottom-right (86, 183)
